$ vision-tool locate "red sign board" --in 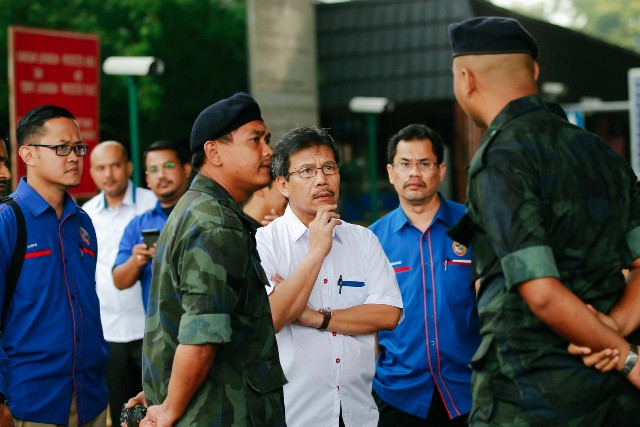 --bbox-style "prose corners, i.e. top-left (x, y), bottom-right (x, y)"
top-left (8, 26), bottom-right (100, 197)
